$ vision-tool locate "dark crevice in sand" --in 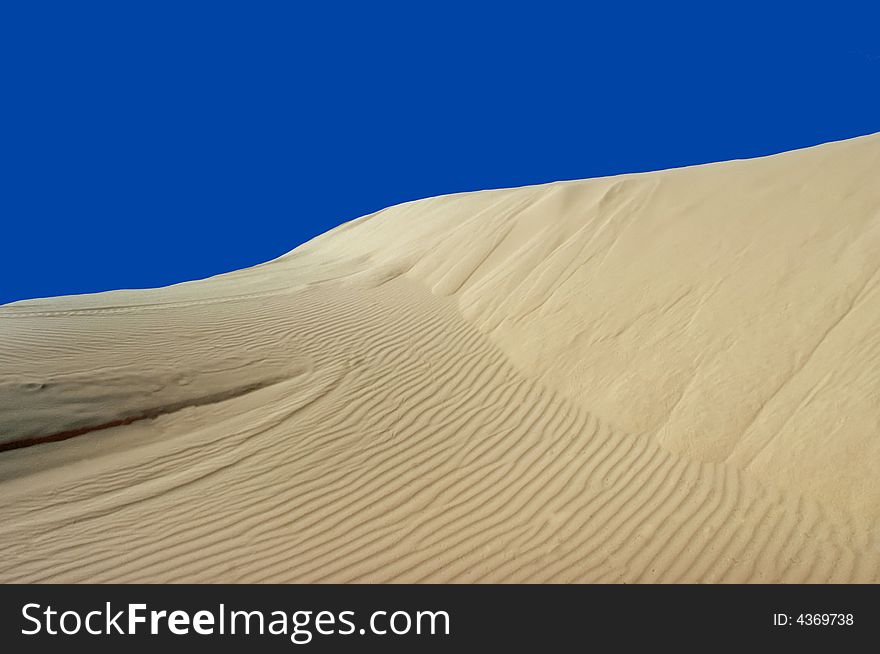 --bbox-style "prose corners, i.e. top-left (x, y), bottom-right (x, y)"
top-left (0, 376), bottom-right (290, 453)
